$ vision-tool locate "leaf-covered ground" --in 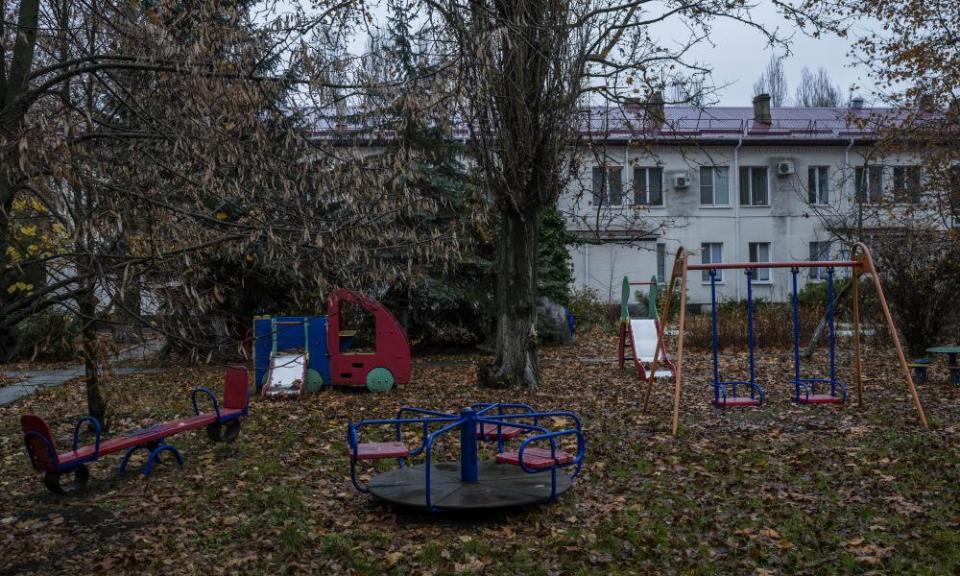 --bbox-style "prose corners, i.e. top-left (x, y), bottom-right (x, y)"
top-left (1, 332), bottom-right (959, 575)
